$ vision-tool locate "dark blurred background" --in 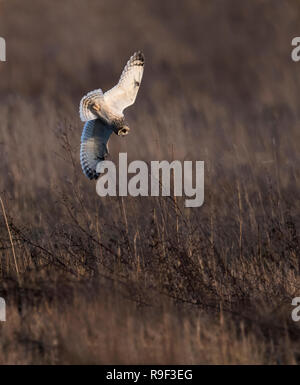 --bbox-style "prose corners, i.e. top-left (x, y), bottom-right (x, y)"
top-left (0, 0), bottom-right (299, 198)
top-left (0, 0), bottom-right (300, 364)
